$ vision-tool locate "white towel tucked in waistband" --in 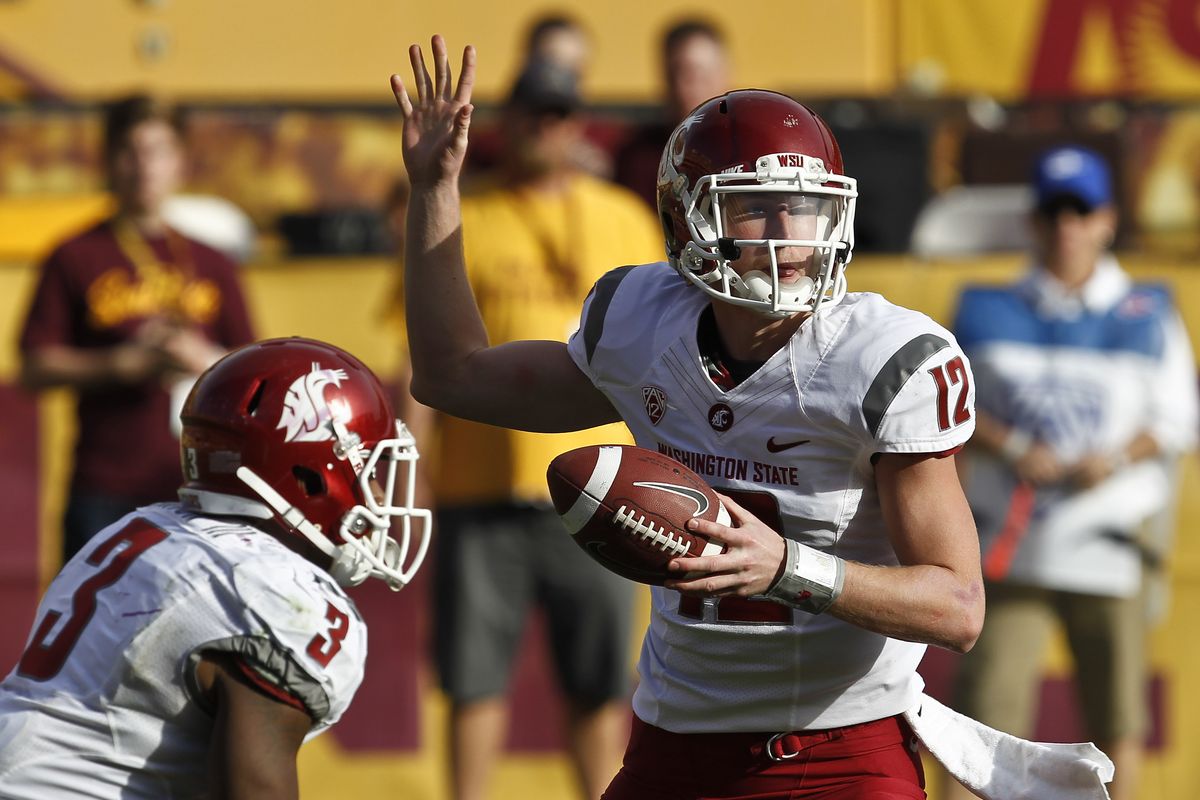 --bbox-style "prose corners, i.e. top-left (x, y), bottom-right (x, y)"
top-left (903, 693), bottom-right (1114, 800)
